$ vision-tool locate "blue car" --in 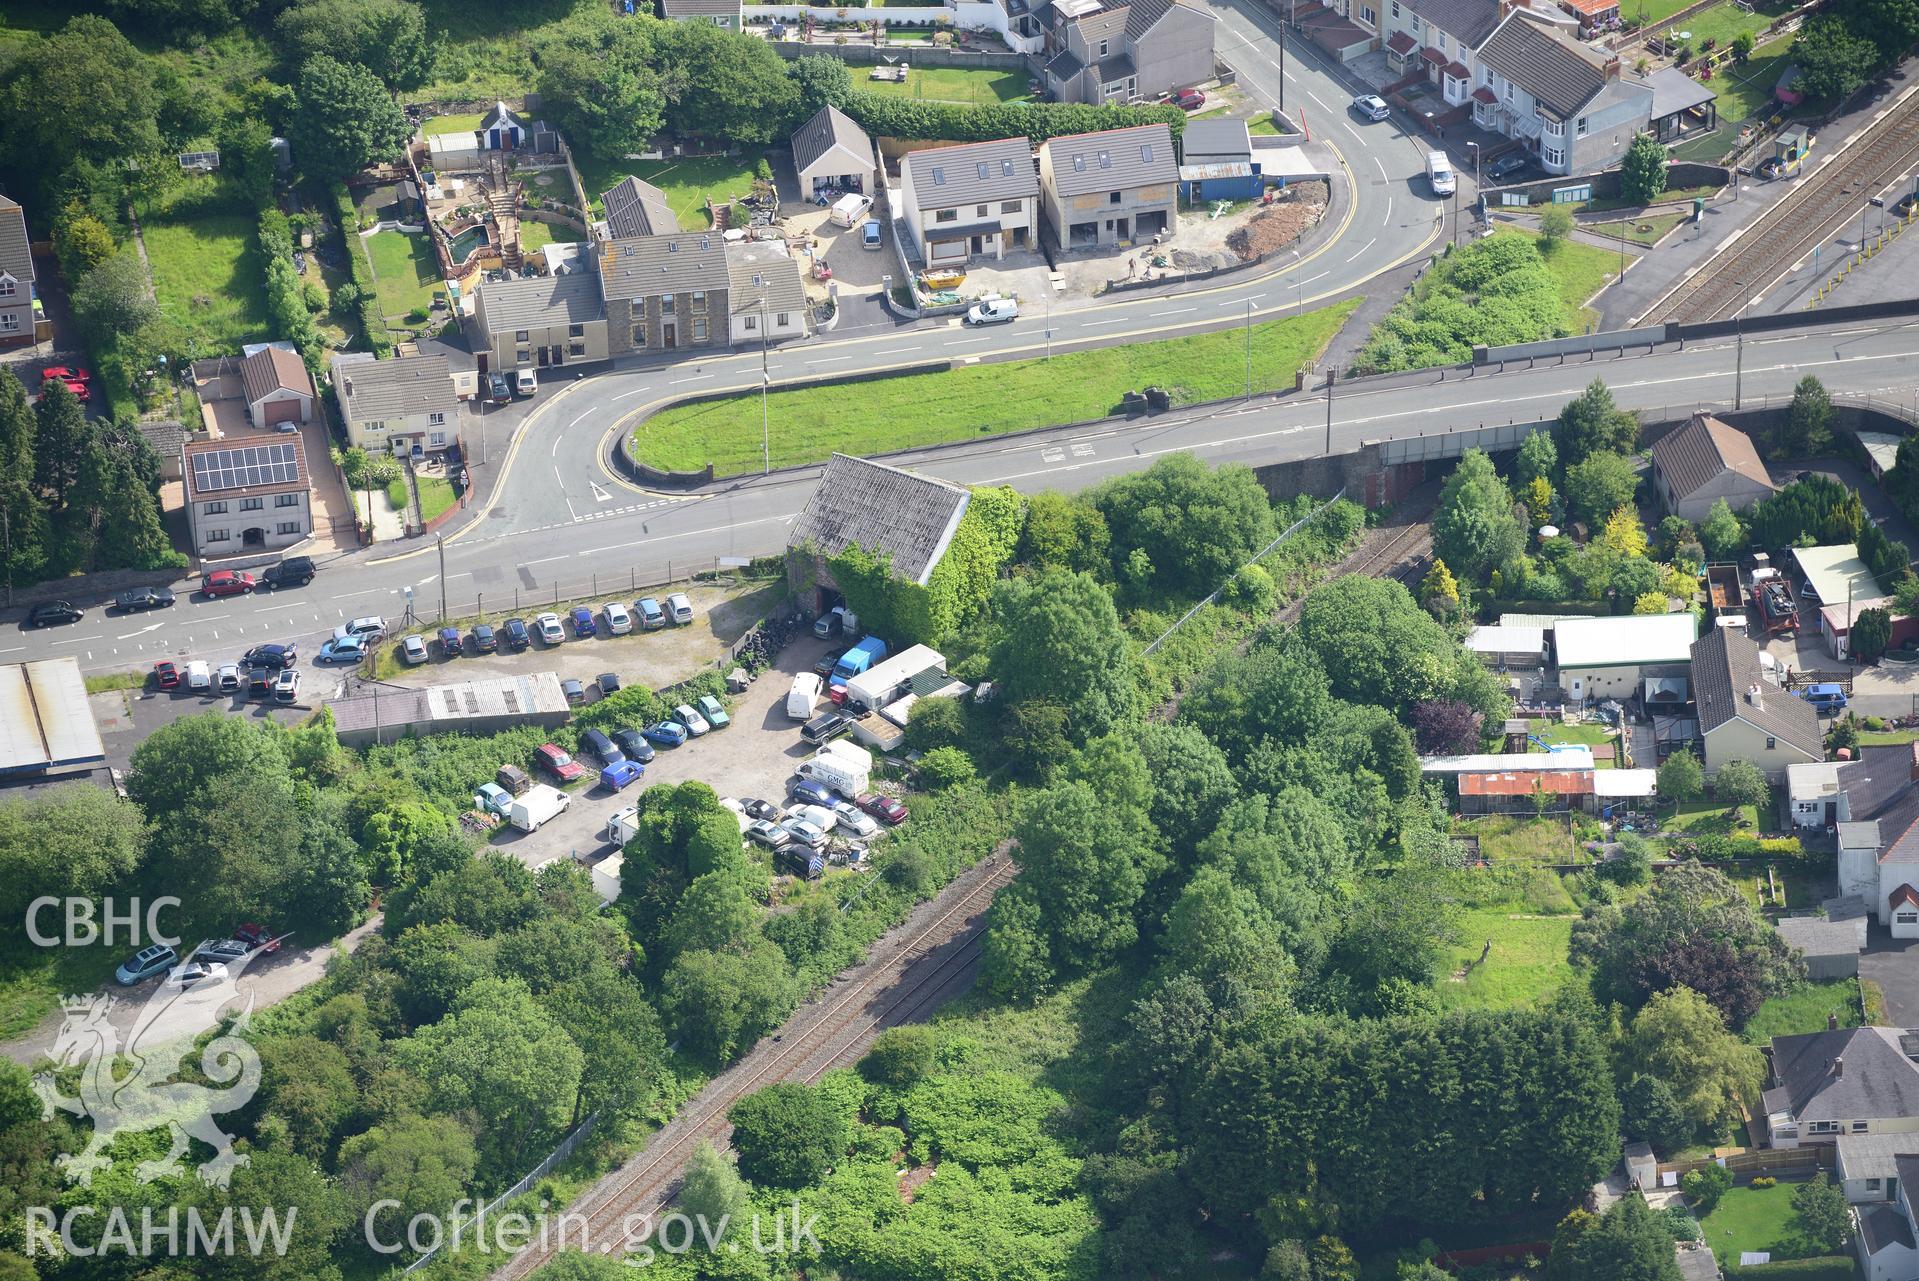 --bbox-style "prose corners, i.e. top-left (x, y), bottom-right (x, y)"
top-left (792, 779), bottom-right (840, 808)
top-left (642, 720), bottom-right (688, 748)
top-left (439, 626), bottom-right (463, 657)
top-left (570, 605), bottom-right (597, 638)
top-left (600, 760), bottom-right (645, 791)
top-left (316, 634), bottom-right (366, 664)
